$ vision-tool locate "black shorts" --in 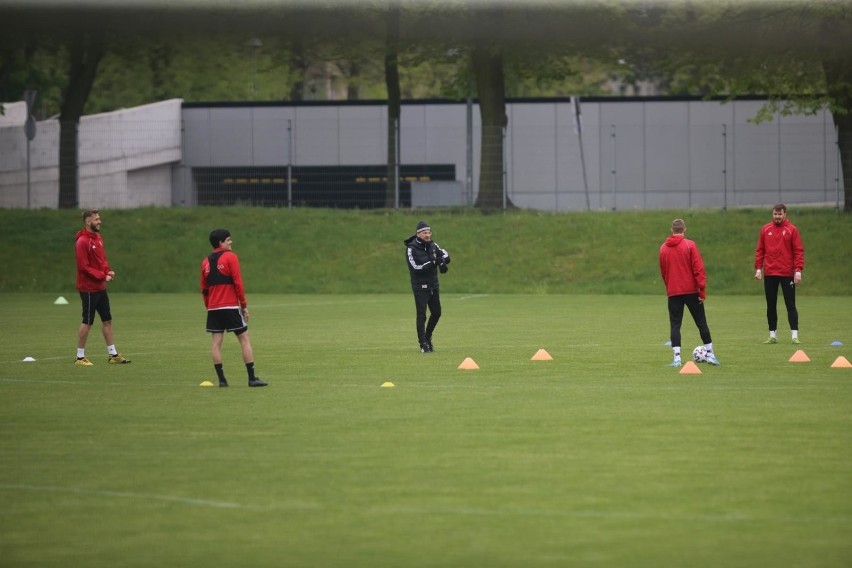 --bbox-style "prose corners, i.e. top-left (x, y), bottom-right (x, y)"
top-left (80, 290), bottom-right (112, 325)
top-left (206, 308), bottom-right (247, 335)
